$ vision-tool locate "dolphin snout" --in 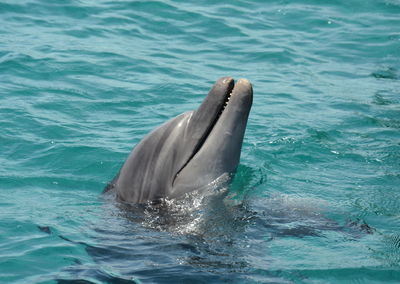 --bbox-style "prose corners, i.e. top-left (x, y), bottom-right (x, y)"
top-left (236, 78), bottom-right (252, 92)
top-left (237, 78), bottom-right (251, 86)
top-left (231, 78), bottom-right (253, 106)
top-left (221, 77), bottom-right (234, 85)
